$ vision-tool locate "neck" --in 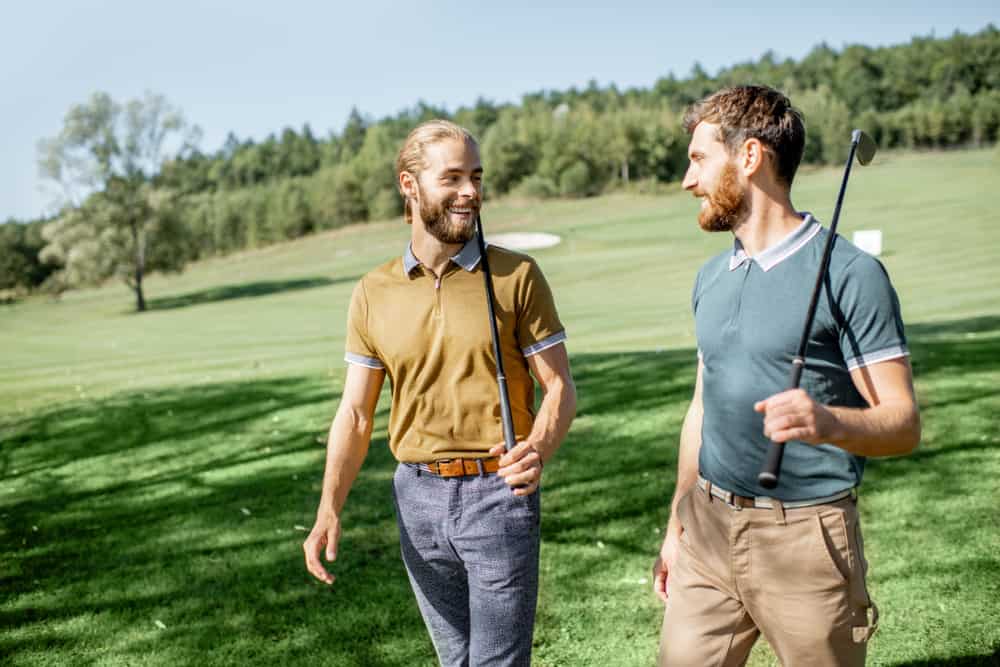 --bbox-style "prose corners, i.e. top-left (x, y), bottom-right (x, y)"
top-left (732, 185), bottom-right (802, 258)
top-left (410, 219), bottom-right (465, 277)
